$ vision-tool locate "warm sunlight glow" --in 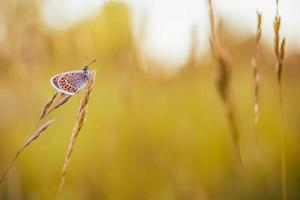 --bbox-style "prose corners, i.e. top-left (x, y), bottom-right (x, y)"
top-left (42, 0), bottom-right (300, 67)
